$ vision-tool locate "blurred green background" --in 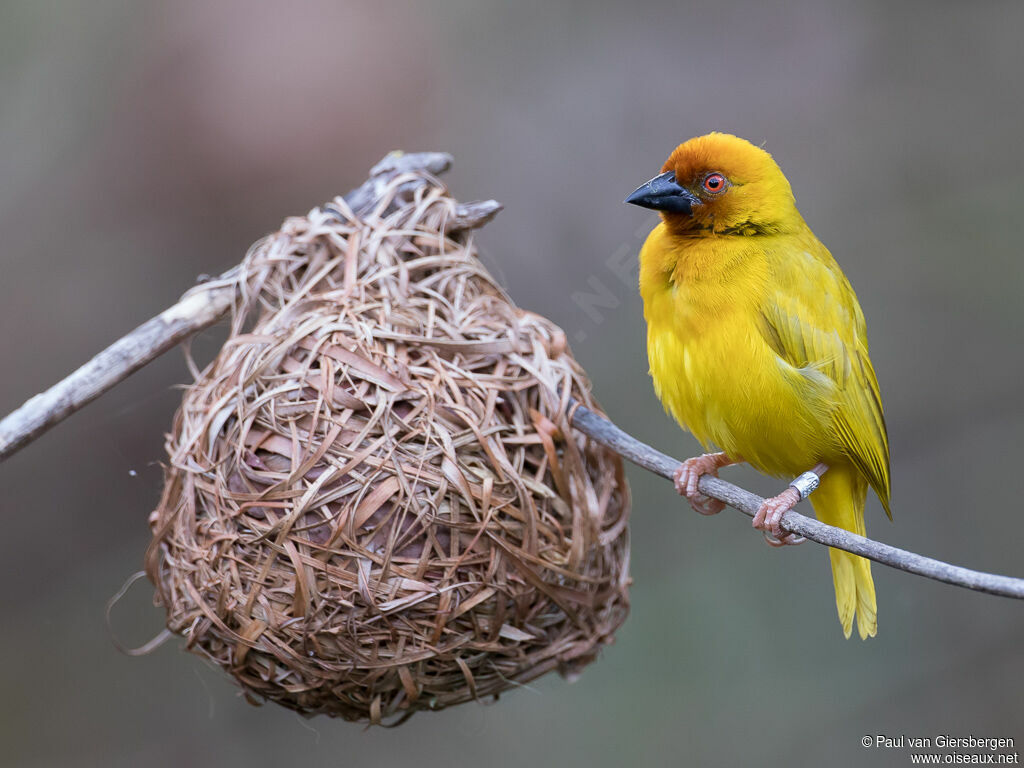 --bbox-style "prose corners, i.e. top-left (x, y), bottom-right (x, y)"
top-left (1, 1), bottom-right (1022, 766)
